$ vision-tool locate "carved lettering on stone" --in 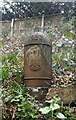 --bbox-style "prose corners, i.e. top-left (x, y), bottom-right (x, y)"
top-left (25, 45), bottom-right (42, 71)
